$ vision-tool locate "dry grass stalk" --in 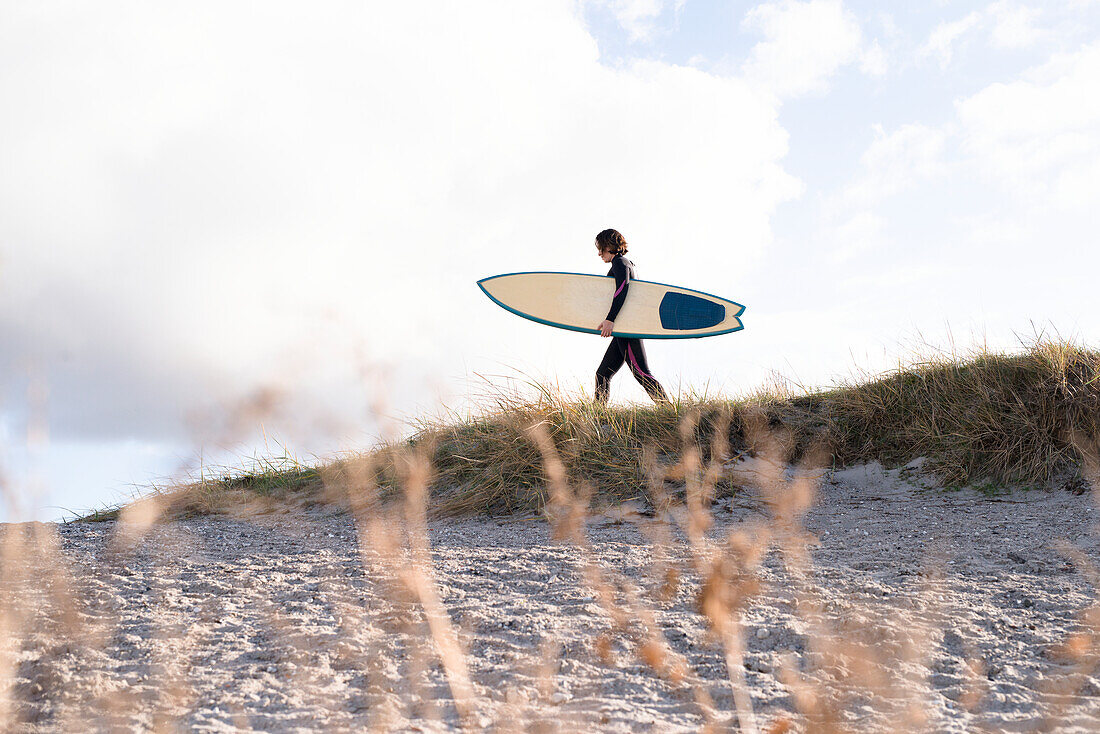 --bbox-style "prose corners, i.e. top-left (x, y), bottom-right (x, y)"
top-left (398, 451), bottom-right (477, 724)
top-left (527, 422), bottom-right (721, 726)
top-left (328, 450), bottom-right (479, 729)
top-left (672, 409), bottom-right (762, 734)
